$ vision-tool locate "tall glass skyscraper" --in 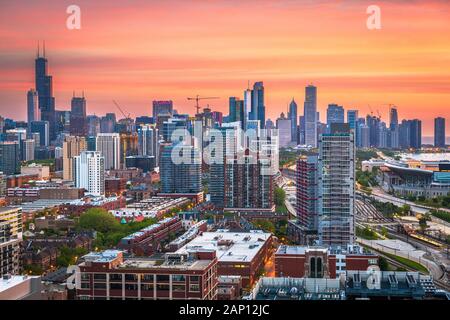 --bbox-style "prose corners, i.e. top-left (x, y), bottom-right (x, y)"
top-left (249, 82), bottom-right (265, 129)
top-left (35, 44), bottom-right (56, 141)
top-left (70, 95), bottom-right (87, 136)
top-left (304, 85), bottom-right (317, 147)
top-left (434, 117), bottom-right (446, 147)
top-left (288, 99), bottom-right (298, 143)
top-left (326, 104), bottom-right (345, 128)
